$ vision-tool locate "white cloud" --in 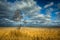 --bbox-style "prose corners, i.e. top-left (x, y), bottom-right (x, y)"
top-left (55, 12), bottom-right (60, 15)
top-left (35, 14), bottom-right (44, 18)
top-left (44, 2), bottom-right (54, 8)
top-left (4, 18), bottom-right (15, 22)
top-left (0, 0), bottom-right (60, 26)
top-left (9, 0), bottom-right (42, 19)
